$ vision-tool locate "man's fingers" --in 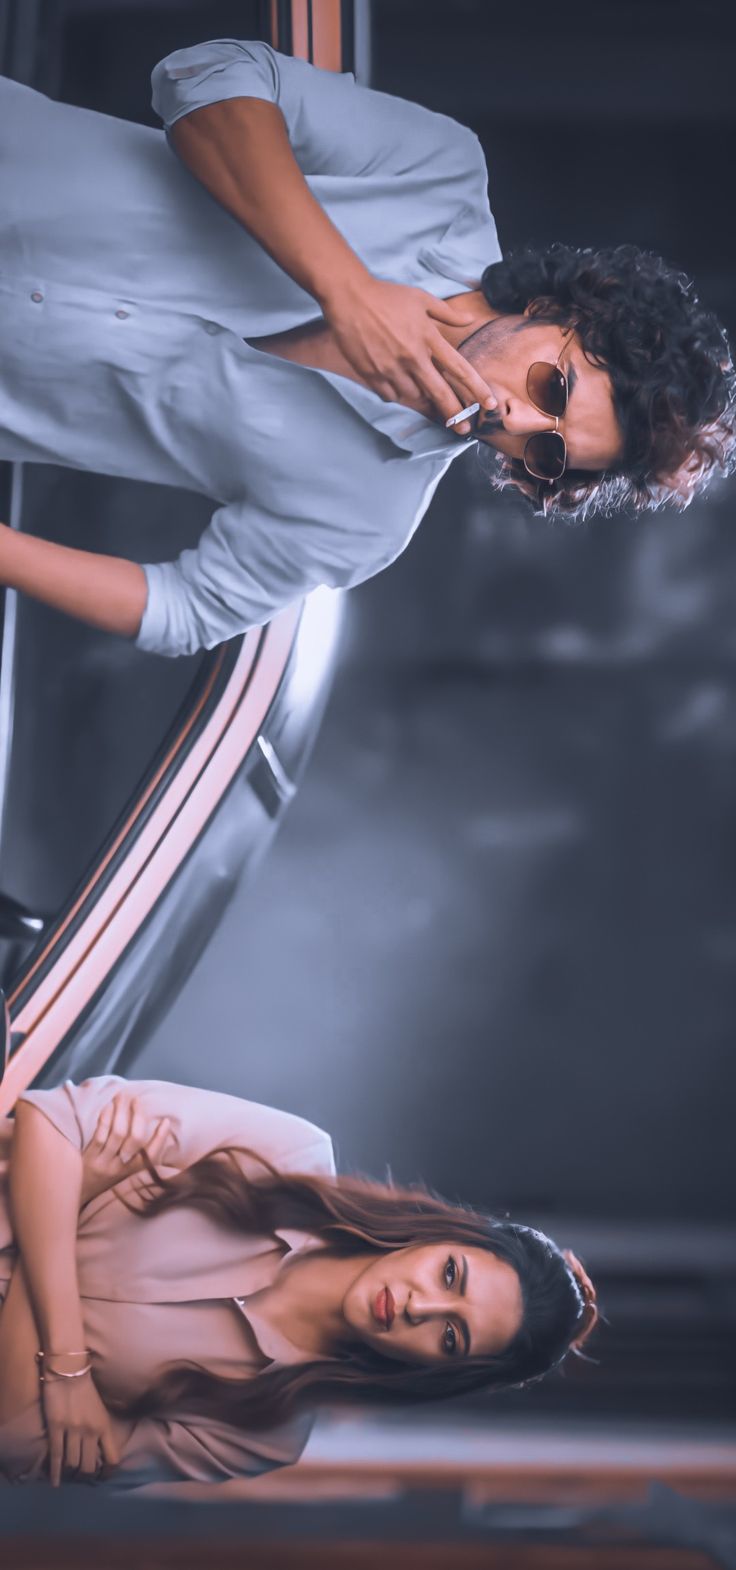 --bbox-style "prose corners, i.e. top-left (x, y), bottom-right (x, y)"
top-left (425, 294), bottom-right (476, 326)
top-left (434, 343), bottom-right (496, 412)
top-left (415, 365), bottom-right (474, 428)
top-left (383, 352), bottom-right (477, 429)
top-left (371, 375), bottom-right (404, 405)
